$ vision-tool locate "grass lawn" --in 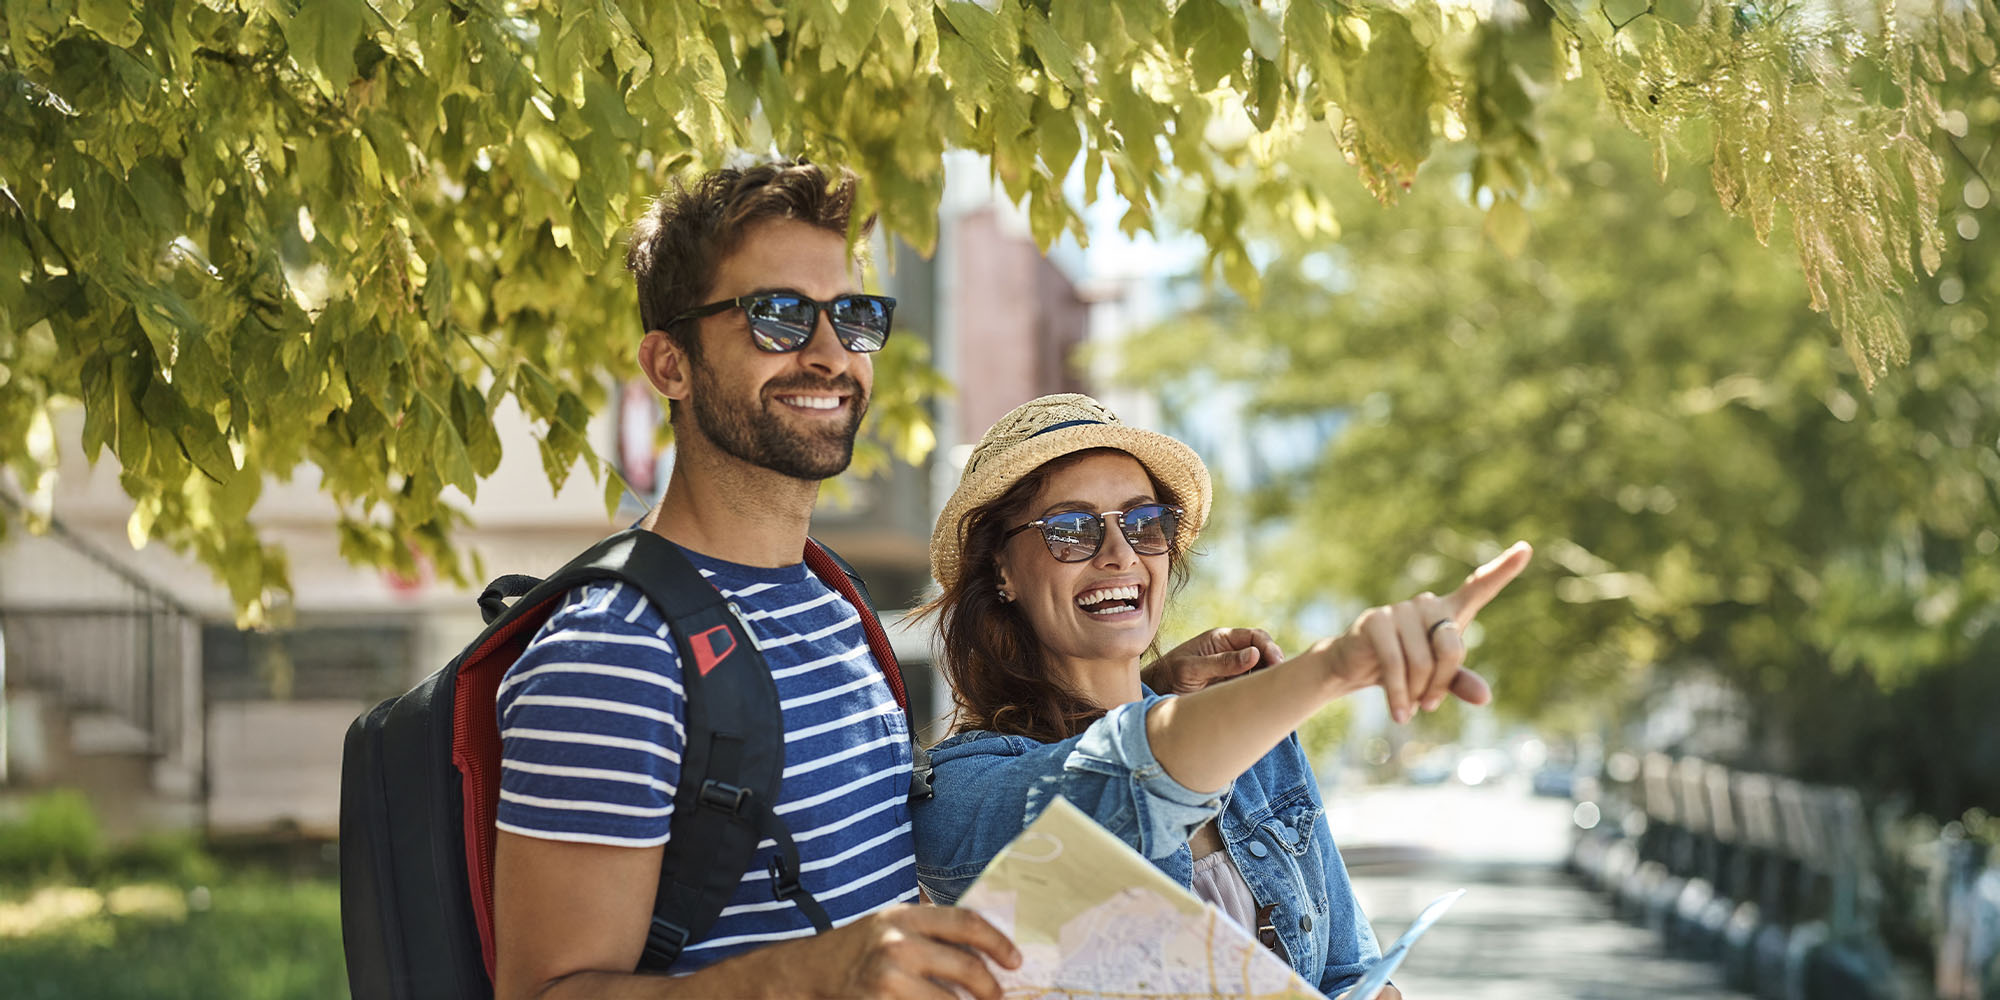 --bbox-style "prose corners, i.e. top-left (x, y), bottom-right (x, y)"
top-left (0, 874), bottom-right (346, 999)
